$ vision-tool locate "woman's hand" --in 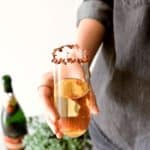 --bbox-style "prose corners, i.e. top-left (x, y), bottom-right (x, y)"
top-left (38, 71), bottom-right (99, 138)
